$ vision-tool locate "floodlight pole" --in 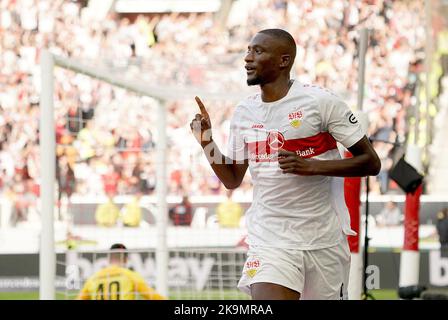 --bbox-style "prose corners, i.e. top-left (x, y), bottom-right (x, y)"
top-left (424, 0), bottom-right (432, 162)
top-left (355, 28), bottom-right (376, 300)
top-left (357, 28), bottom-right (368, 112)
